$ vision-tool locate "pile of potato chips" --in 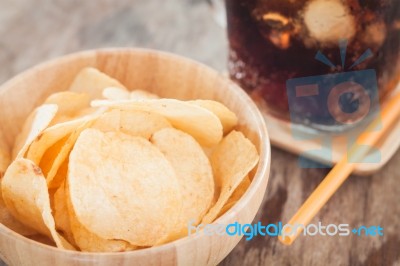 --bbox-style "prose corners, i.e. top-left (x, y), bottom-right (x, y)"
top-left (0, 68), bottom-right (259, 252)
